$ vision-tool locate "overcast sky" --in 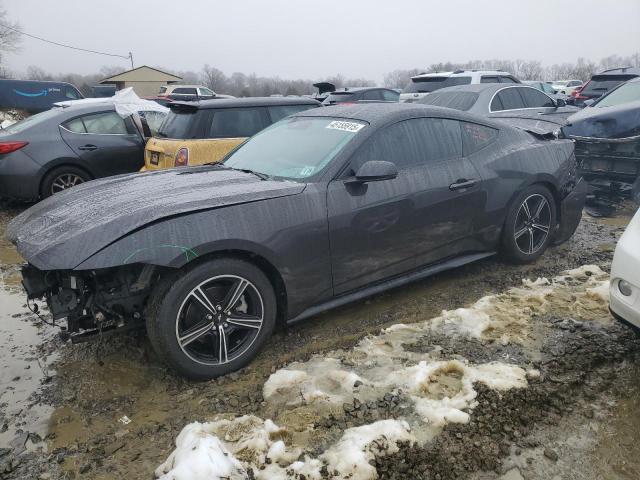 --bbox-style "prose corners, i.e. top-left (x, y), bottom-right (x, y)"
top-left (4, 0), bottom-right (640, 82)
